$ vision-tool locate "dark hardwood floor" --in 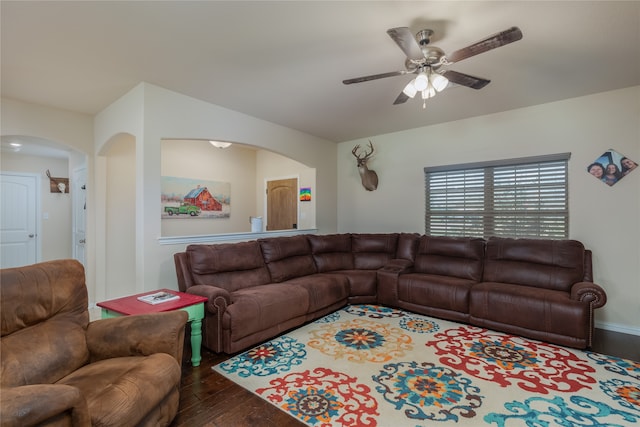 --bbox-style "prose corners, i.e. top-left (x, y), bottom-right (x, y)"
top-left (171, 328), bottom-right (640, 427)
